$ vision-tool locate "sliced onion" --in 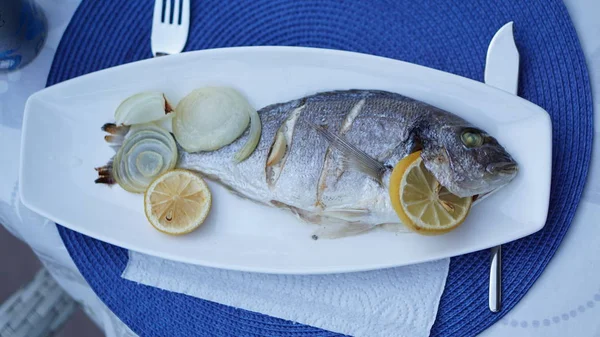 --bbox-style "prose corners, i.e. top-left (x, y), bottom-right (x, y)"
top-left (113, 124), bottom-right (177, 193)
top-left (233, 107), bottom-right (261, 162)
top-left (154, 113), bottom-right (174, 133)
top-left (173, 87), bottom-right (261, 161)
top-left (115, 92), bottom-right (174, 126)
top-left (125, 139), bottom-right (171, 180)
top-left (136, 151), bottom-right (164, 177)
